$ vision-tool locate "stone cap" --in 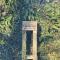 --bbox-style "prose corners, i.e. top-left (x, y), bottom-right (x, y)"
top-left (22, 21), bottom-right (37, 31)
